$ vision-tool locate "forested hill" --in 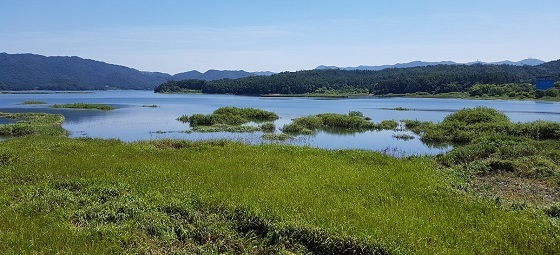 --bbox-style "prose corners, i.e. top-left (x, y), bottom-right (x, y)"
top-left (155, 60), bottom-right (560, 95)
top-left (0, 53), bottom-right (171, 90)
top-left (0, 53), bottom-right (268, 90)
